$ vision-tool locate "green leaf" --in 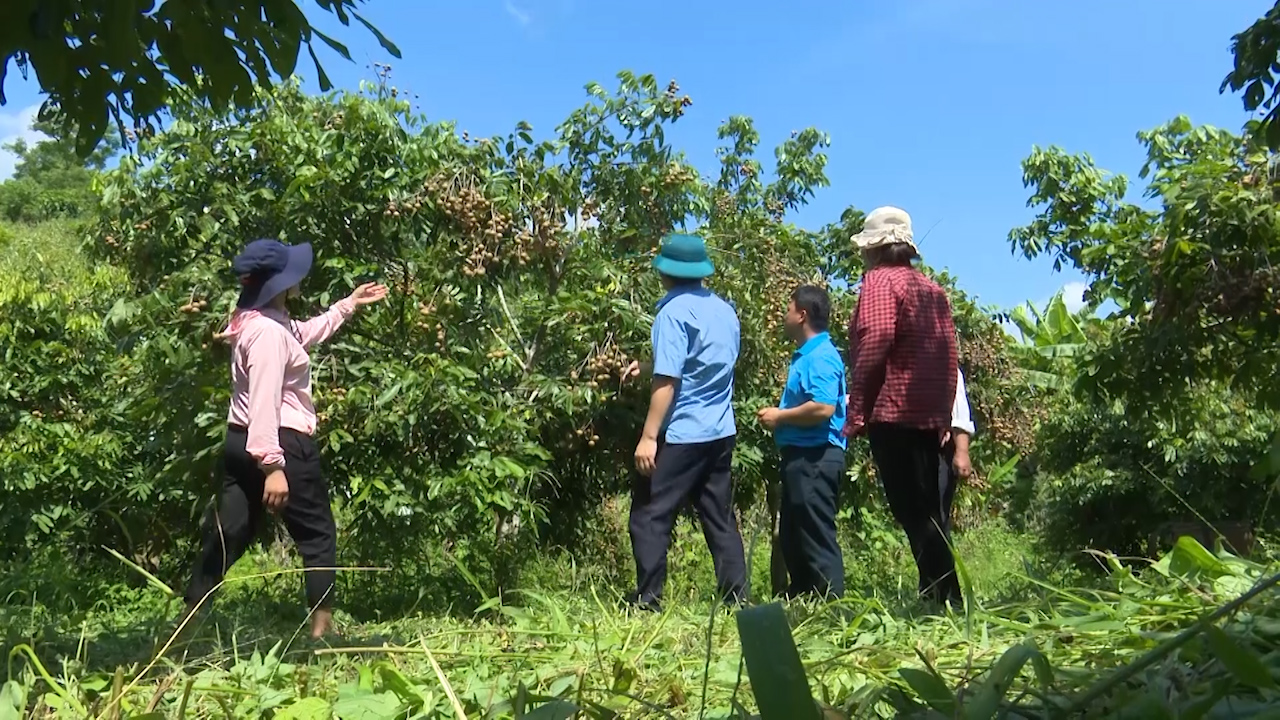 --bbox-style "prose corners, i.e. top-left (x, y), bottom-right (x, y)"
top-left (0, 681), bottom-right (28, 720)
top-left (1168, 536), bottom-right (1233, 580)
top-left (375, 380), bottom-right (403, 407)
top-left (524, 700), bottom-right (579, 720)
top-left (331, 691), bottom-right (401, 719)
top-left (351, 10), bottom-right (402, 58)
top-left (377, 662), bottom-right (428, 705)
top-left (963, 641), bottom-right (1039, 720)
top-left (275, 697), bottom-right (333, 720)
top-left (1204, 625), bottom-right (1276, 690)
top-left (735, 602), bottom-right (820, 720)
top-left (307, 43), bottom-right (334, 92)
top-left (312, 28), bottom-right (354, 61)
top-left (898, 667), bottom-right (955, 715)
